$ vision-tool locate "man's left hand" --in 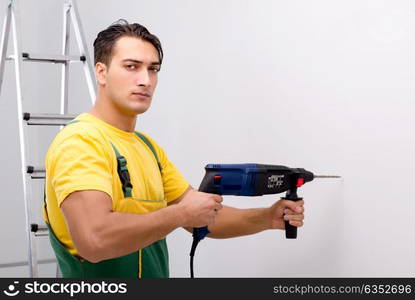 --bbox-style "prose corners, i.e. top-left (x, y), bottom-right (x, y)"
top-left (267, 199), bottom-right (305, 230)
